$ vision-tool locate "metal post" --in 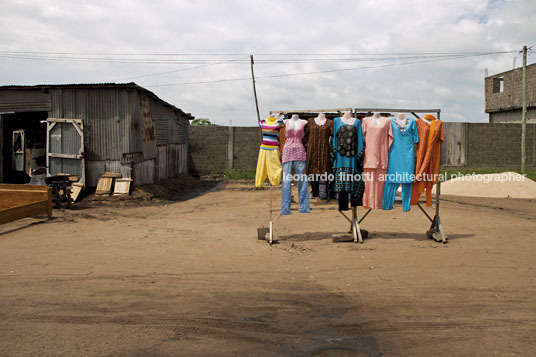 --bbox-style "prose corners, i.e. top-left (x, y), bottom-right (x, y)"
top-left (351, 206), bottom-right (363, 243)
top-left (269, 183), bottom-right (273, 244)
top-left (521, 45), bottom-right (527, 173)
